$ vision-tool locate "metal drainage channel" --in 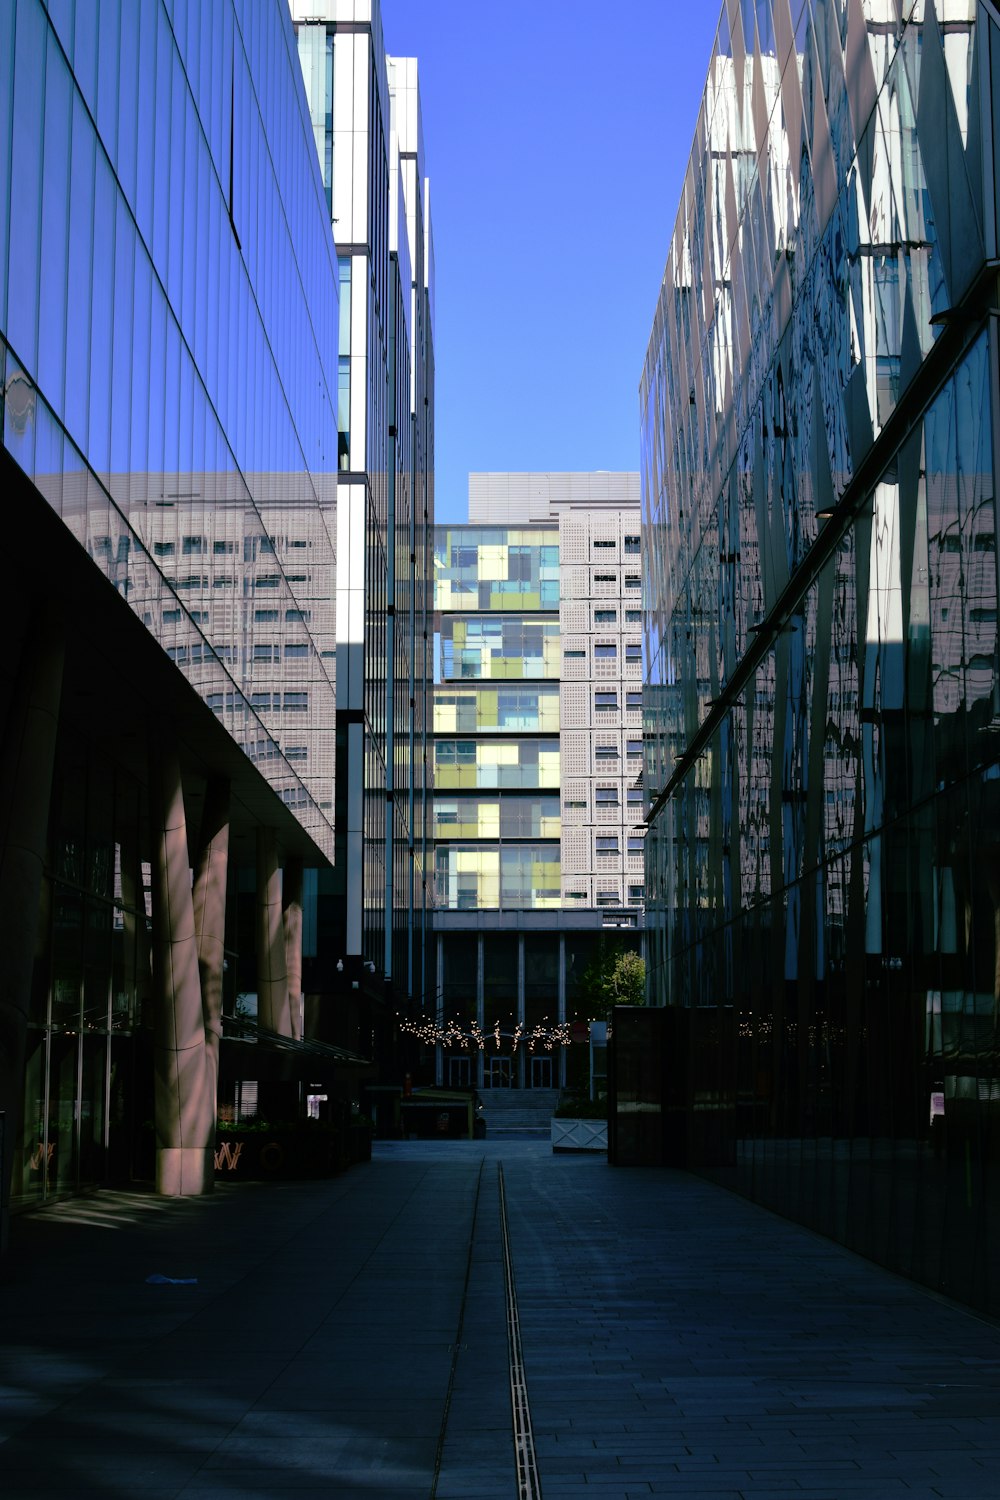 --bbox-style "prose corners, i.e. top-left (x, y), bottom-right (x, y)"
top-left (430, 1159), bottom-right (542, 1500)
top-left (498, 1162), bottom-right (542, 1500)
